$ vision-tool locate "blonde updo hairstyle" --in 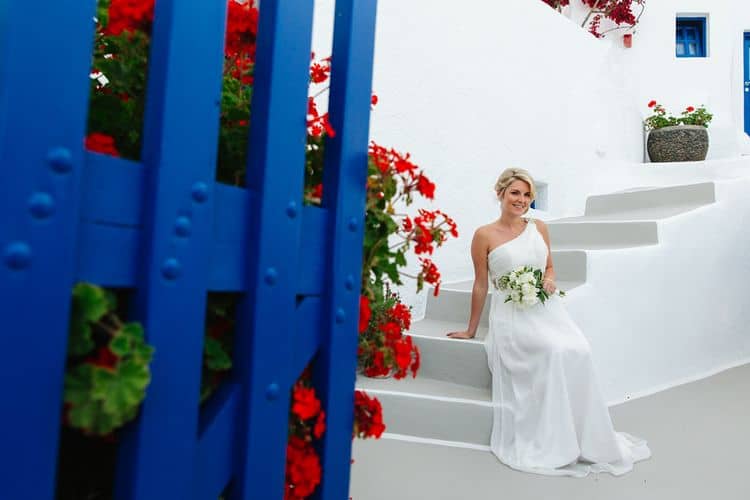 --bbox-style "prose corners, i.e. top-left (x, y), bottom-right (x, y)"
top-left (494, 168), bottom-right (536, 207)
